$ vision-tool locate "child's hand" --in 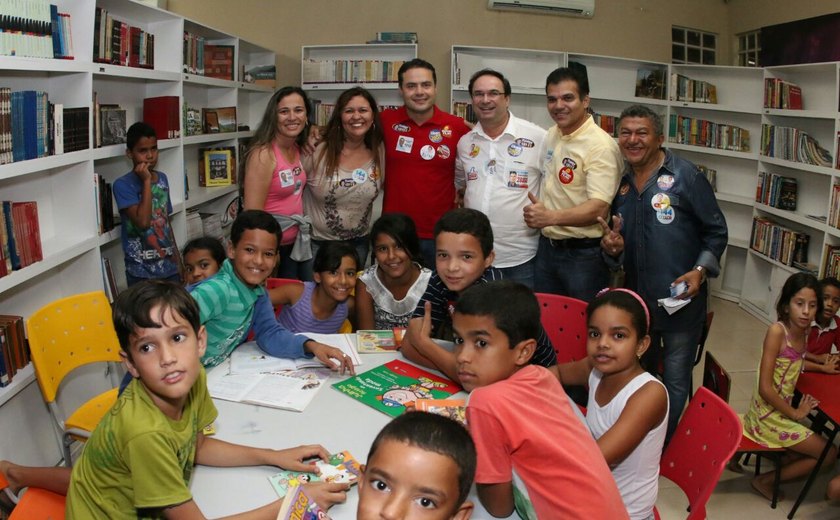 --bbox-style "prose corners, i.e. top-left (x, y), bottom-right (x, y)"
top-left (794, 394), bottom-right (819, 420)
top-left (274, 444), bottom-right (331, 472)
top-left (306, 341), bottom-right (355, 375)
top-left (132, 161), bottom-right (152, 182)
top-left (821, 354), bottom-right (840, 374)
top-left (303, 481), bottom-right (349, 510)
